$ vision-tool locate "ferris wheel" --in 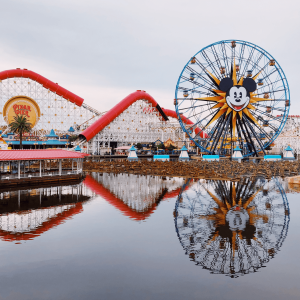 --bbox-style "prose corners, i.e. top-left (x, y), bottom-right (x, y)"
top-left (175, 40), bottom-right (290, 156)
top-left (174, 178), bottom-right (290, 277)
